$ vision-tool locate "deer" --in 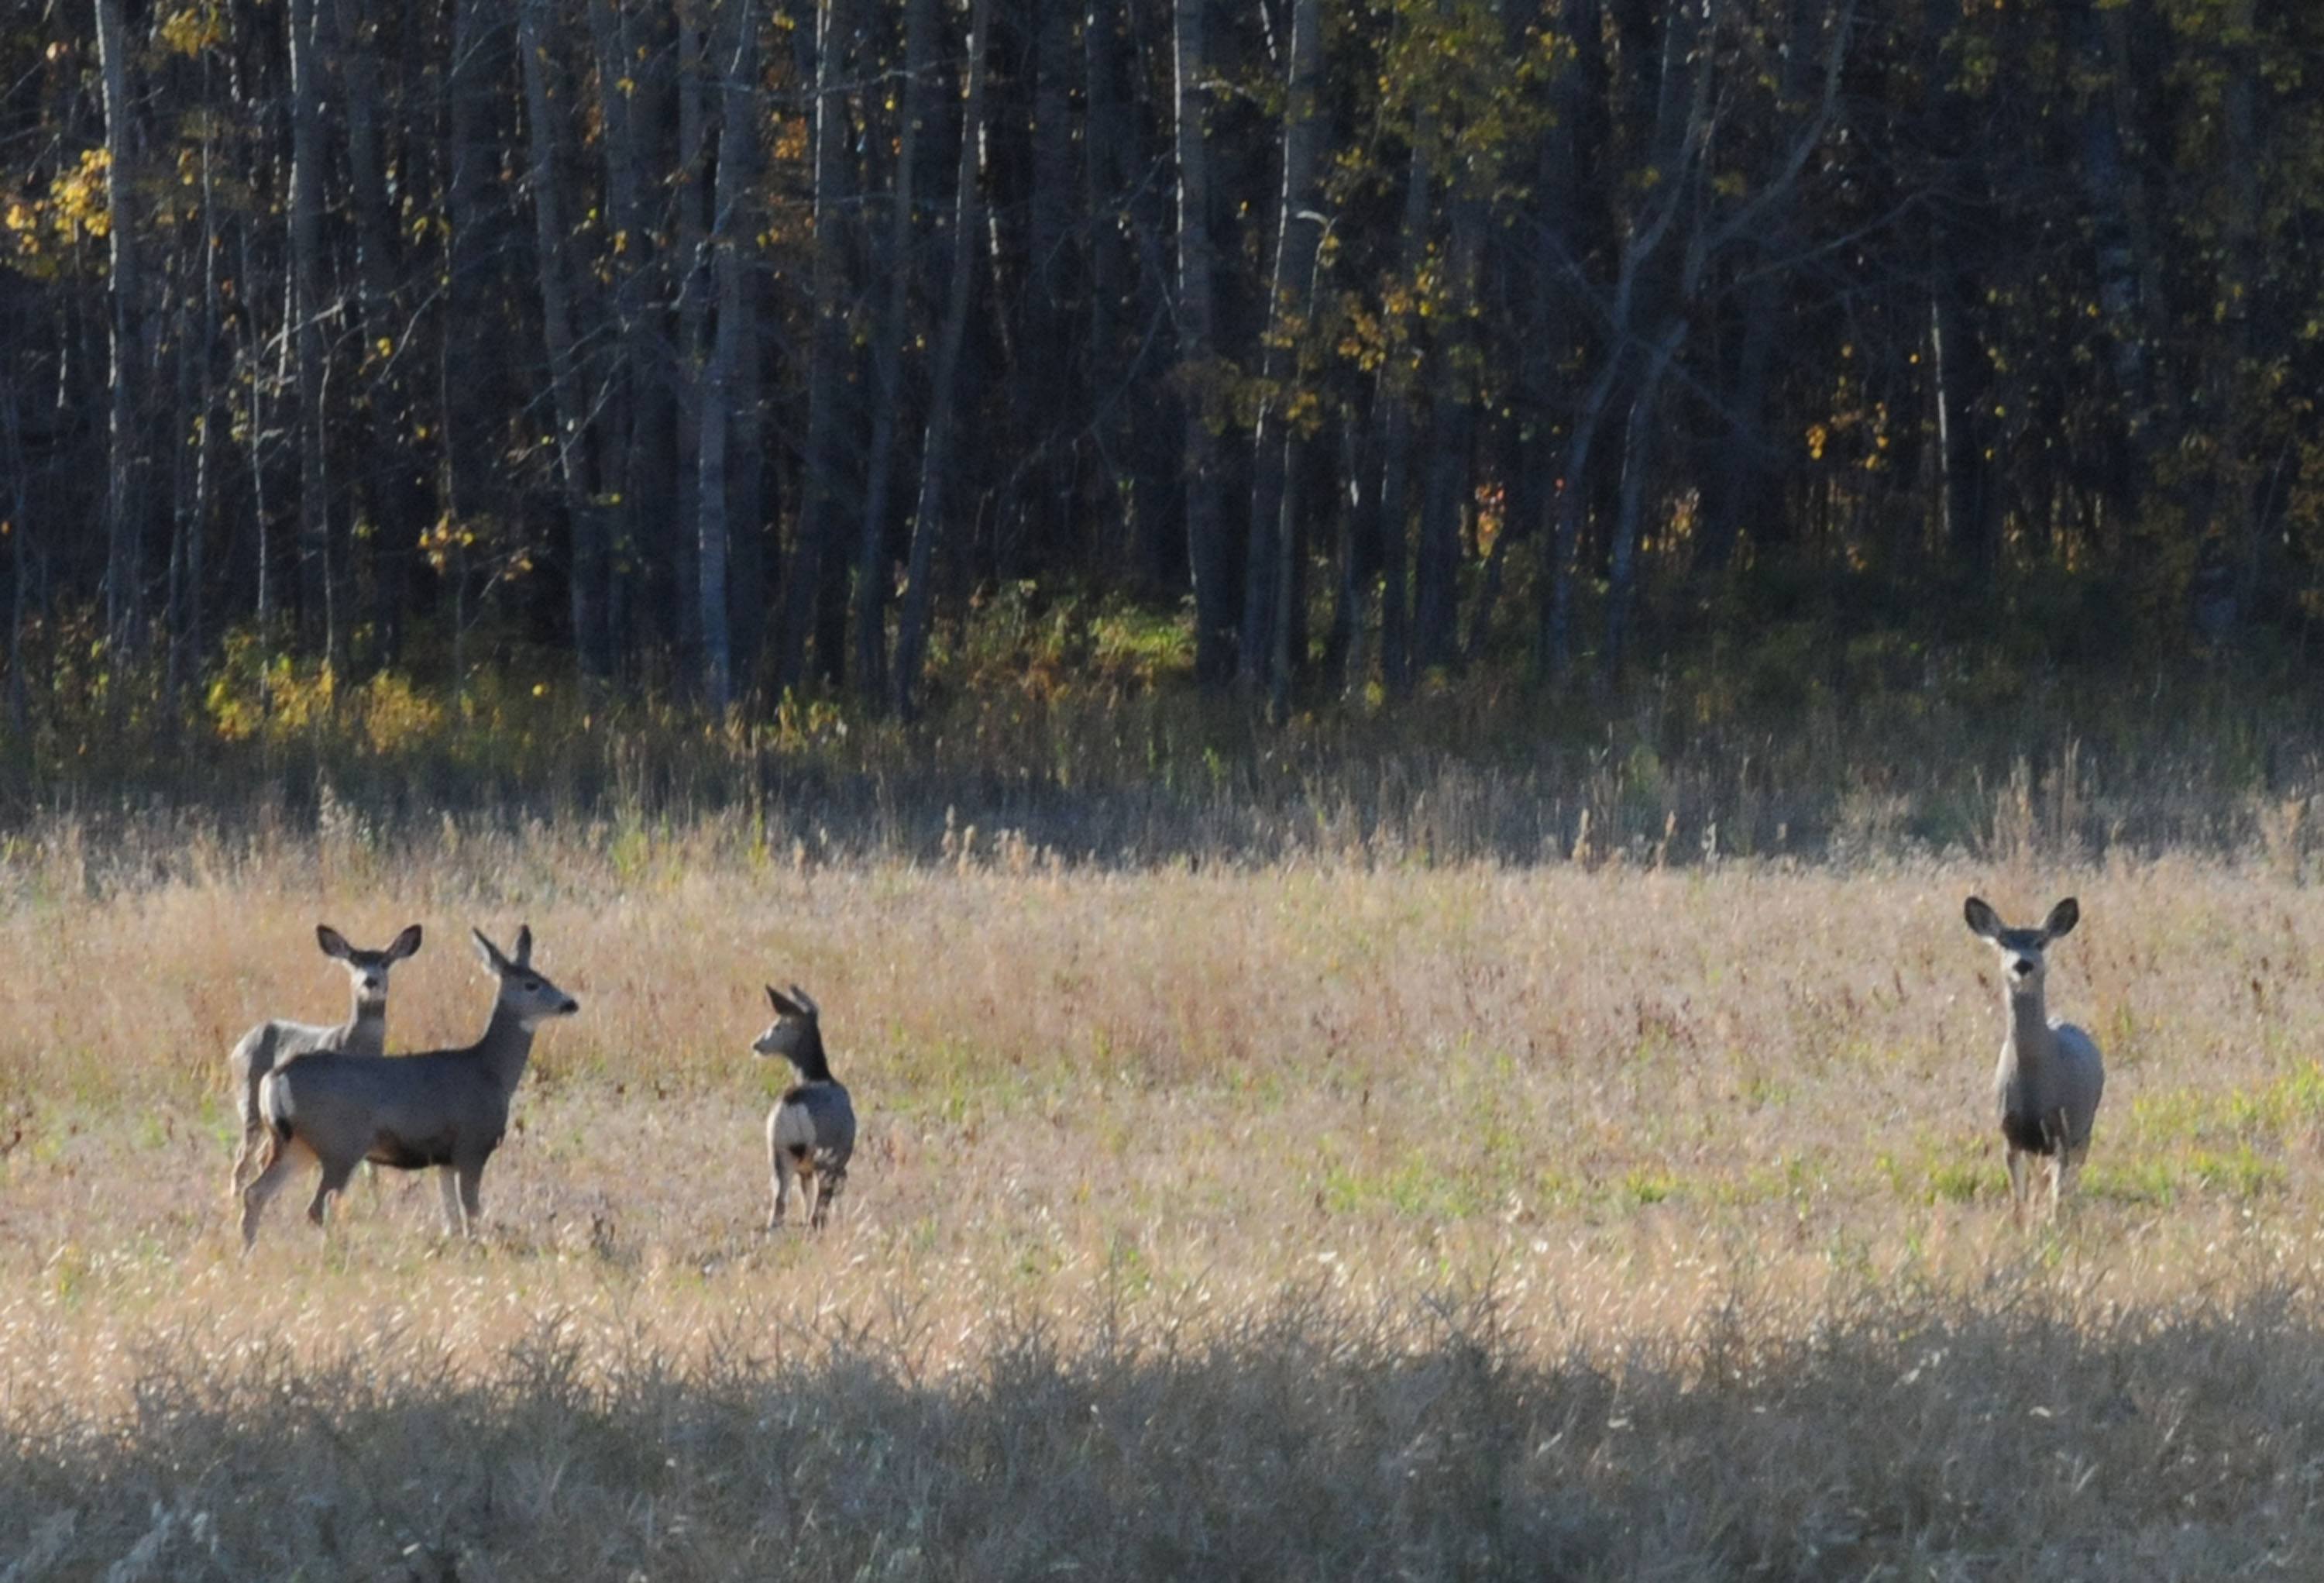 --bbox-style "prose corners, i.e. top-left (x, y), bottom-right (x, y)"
top-left (1963, 896), bottom-right (2105, 1225)
top-left (239, 925), bottom-right (579, 1249)
top-left (224, 924), bottom-right (424, 1203)
top-left (753, 985), bottom-right (855, 1230)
